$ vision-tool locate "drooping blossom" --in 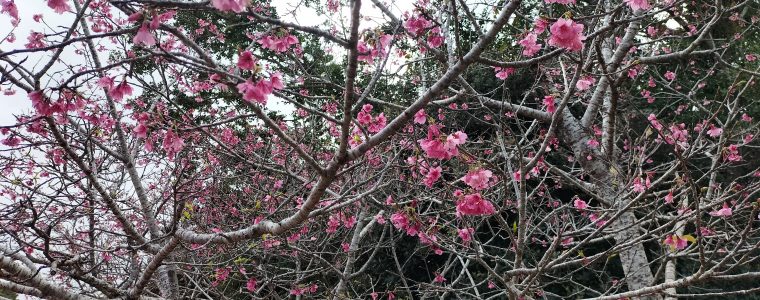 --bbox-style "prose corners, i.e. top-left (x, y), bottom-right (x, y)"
top-left (494, 67), bottom-right (515, 80)
top-left (418, 126), bottom-right (467, 160)
top-left (25, 31), bottom-right (46, 49)
top-left (1, 0), bottom-right (19, 26)
top-left (423, 166), bottom-right (442, 188)
top-left (543, 95), bottom-right (556, 113)
top-left (133, 24), bottom-right (156, 47)
top-left (709, 203), bottom-right (733, 217)
top-left (404, 15), bottom-right (431, 36)
top-left (724, 144), bottom-right (742, 162)
top-left (461, 168), bottom-right (493, 190)
top-left (518, 33), bottom-right (542, 57)
top-left (47, 0), bottom-right (70, 14)
top-left (258, 34), bottom-right (299, 53)
top-left (108, 80), bottom-right (133, 101)
top-left (211, 0), bottom-right (248, 13)
top-left (663, 234), bottom-right (688, 251)
top-left (97, 76), bottom-right (114, 90)
top-left (456, 193), bottom-right (496, 216)
top-left (237, 50), bottom-right (256, 70)
top-left (548, 18), bottom-right (585, 52)
top-left (162, 130), bottom-right (185, 160)
top-left (624, 0), bottom-right (651, 11)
